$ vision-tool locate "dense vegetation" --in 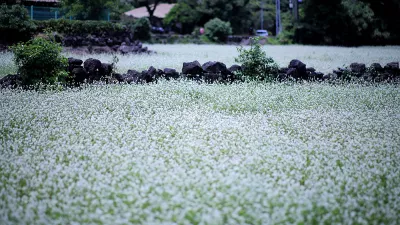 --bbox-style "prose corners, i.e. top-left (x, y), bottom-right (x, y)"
top-left (11, 36), bottom-right (68, 85)
top-left (1, 0), bottom-right (399, 45)
top-left (0, 4), bottom-right (36, 44)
